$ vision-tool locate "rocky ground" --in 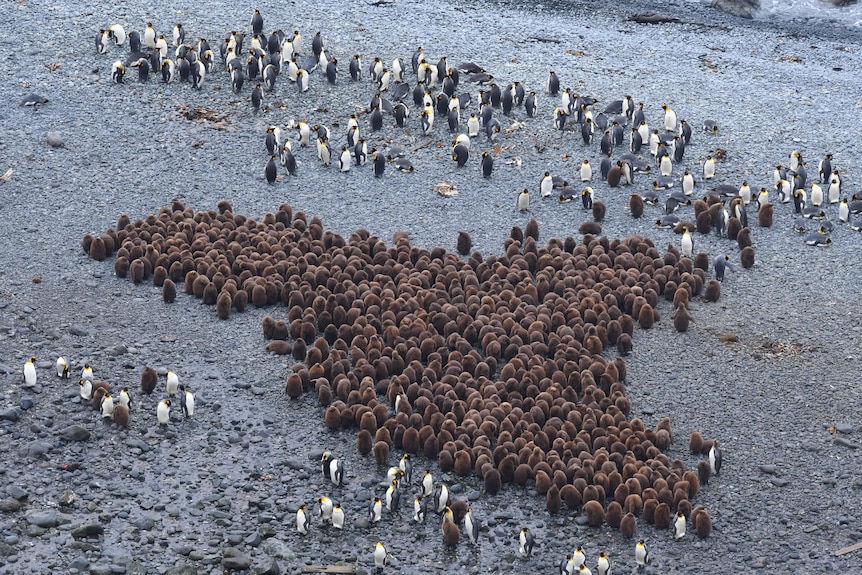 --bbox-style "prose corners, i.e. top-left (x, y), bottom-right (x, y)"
top-left (1, 0), bottom-right (861, 574)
